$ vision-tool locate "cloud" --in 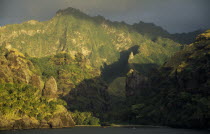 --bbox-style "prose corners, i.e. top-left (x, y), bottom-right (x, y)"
top-left (0, 0), bottom-right (209, 33)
